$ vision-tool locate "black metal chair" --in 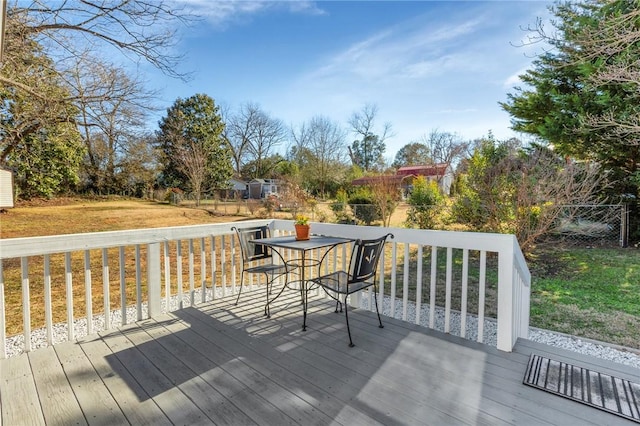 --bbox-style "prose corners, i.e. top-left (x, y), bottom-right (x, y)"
top-left (232, 225), bottom-right (289, 317)
top-left (311, 233), bottom-right (393, 347)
